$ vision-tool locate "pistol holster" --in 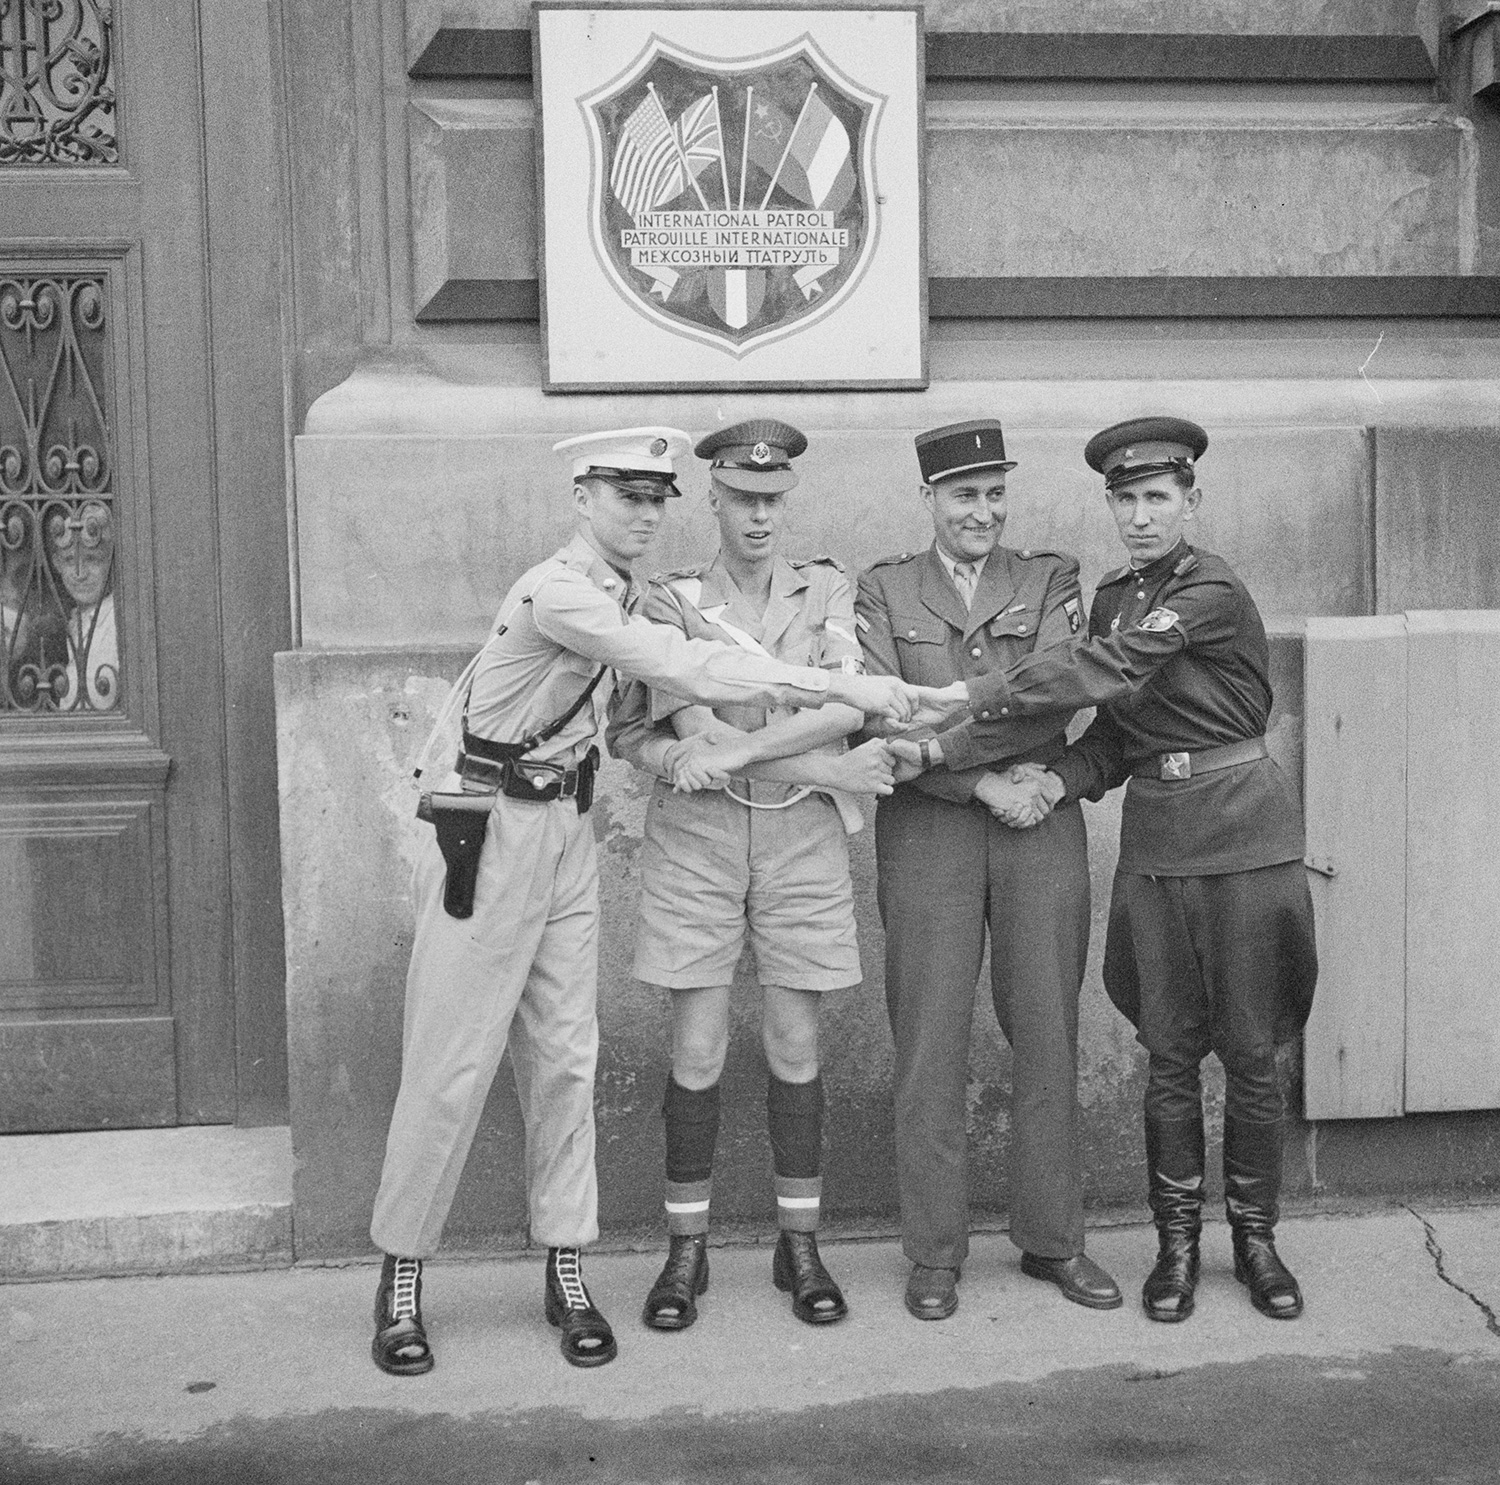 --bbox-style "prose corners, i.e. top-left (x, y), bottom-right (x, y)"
top-left (416, 791), bottom-right (494, 919)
